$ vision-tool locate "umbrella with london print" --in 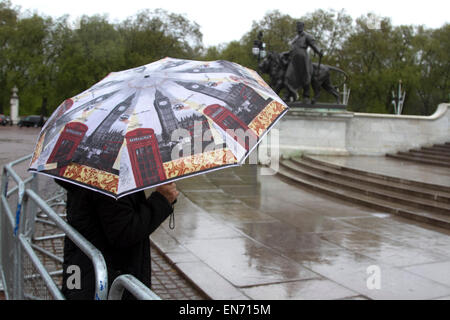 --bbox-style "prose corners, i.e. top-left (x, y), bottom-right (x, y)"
top-left (29, 57), bottom-right (289, 199)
